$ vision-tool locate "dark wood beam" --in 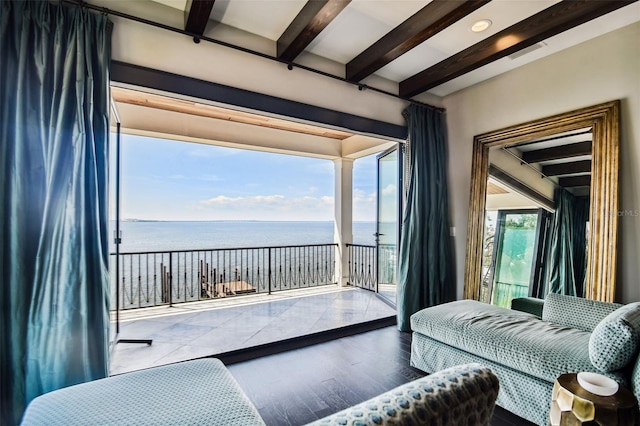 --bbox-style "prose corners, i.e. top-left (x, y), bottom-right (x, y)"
top-left (523, 141), bottom-right (592, 163)
top-left (400, 0), bottom-right (637, 98)
top-left (347, 0), bottom-right (490, 82)
top-left (110, 61), bottom-right (408, 140)
top-left (185, 0), bottom-right (216, 37)
top-left (559, 175), bottom-right (591, 188)
top-left (277, 0), bottom-right (351, 62)
top-left (542, 160), bottom-right (591, 177)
